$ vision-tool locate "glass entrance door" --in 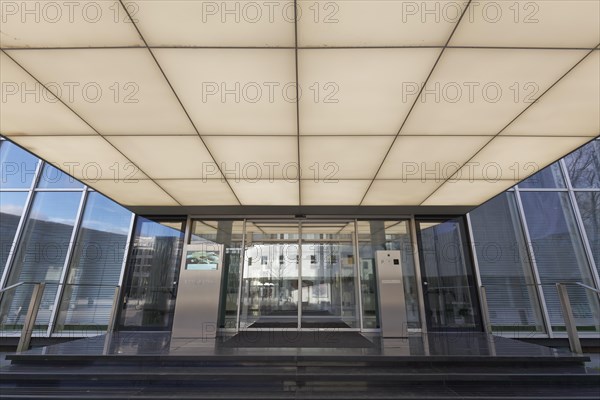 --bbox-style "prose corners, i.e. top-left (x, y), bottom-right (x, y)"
top-left (239, 240), bottom-right (300, 328)
top-left (238, 221), bottom-right (359, 329)
top-left (239, 222), bottom-right (300, 328)
top-left (416, 218), bottom-right (482, 331)
top-left (301, 222), bottom-right (359, 328)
